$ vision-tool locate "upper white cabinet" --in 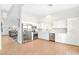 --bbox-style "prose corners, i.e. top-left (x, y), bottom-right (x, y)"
top-left (53, 19), bottom-right (67, 28)
top-left (49, 19), bottom-right (67, 33)
top-left (50, 28), bottom-right (67, 33)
